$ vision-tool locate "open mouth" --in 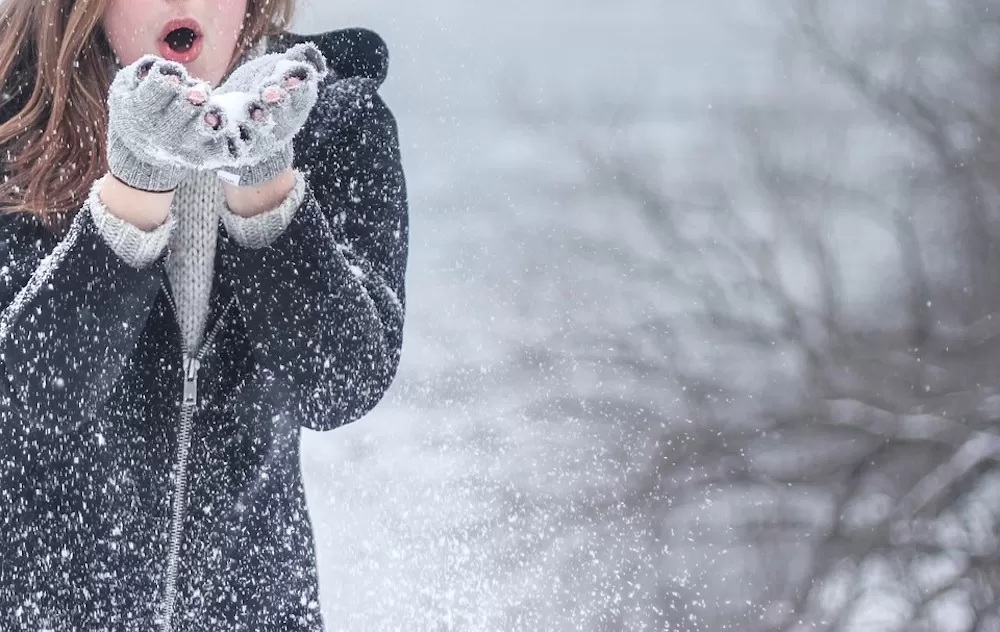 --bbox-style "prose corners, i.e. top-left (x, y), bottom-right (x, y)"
top-left (159, 19), bottom-right (203, 62)
top-left (164, 27), bottom-right (198, 53)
